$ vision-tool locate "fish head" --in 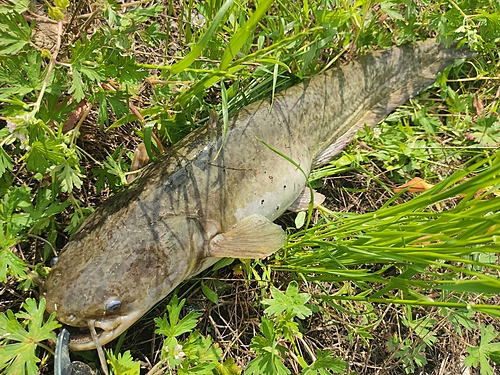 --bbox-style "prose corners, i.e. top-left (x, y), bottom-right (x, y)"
top-left (42, 226), bottom-right (194, 351)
